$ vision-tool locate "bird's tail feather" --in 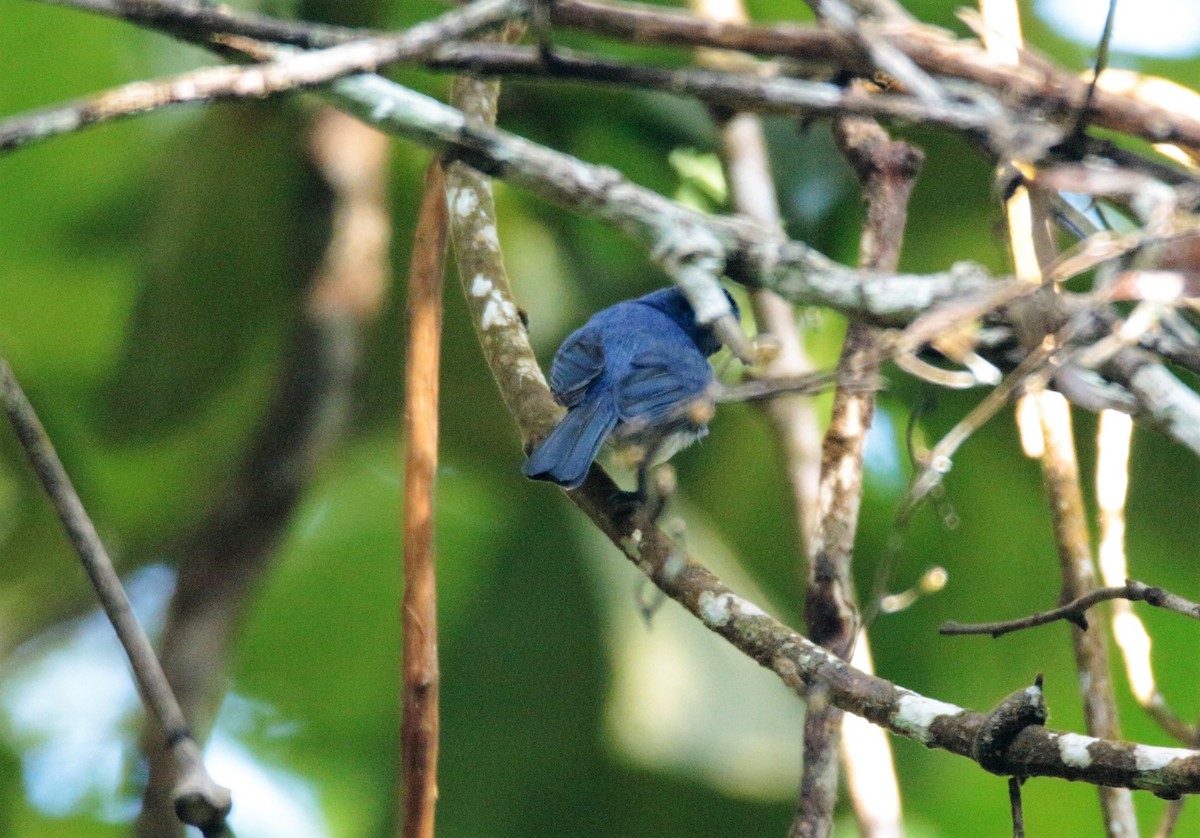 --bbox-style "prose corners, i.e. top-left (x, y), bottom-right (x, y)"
top-left (522, 397), bottom-right (617, 489)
